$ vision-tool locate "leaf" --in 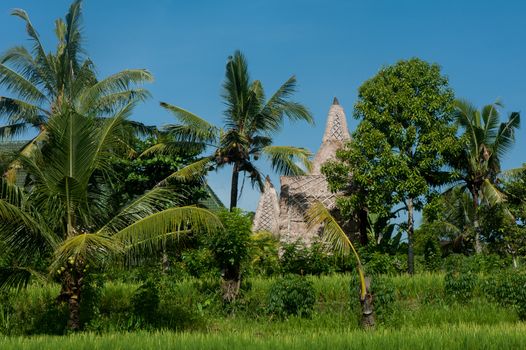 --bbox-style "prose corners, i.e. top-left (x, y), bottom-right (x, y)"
top-left (305, 201), bottom-right (367, 300)
top-left (263, 145), bottom-right (313, 175)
